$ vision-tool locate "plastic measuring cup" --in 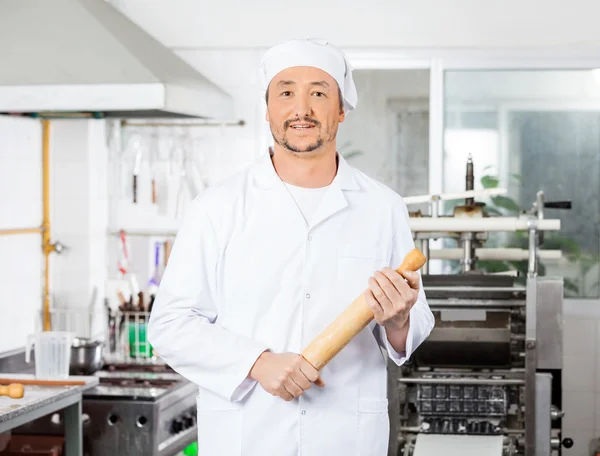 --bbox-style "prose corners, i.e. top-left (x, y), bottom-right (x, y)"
top-left (25, 331), bottom-right (74, 379)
